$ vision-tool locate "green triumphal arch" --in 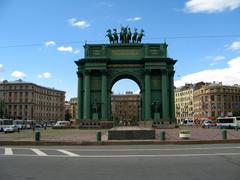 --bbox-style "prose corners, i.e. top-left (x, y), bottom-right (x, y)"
top-left (75, 28), bottom-right (177, 127)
